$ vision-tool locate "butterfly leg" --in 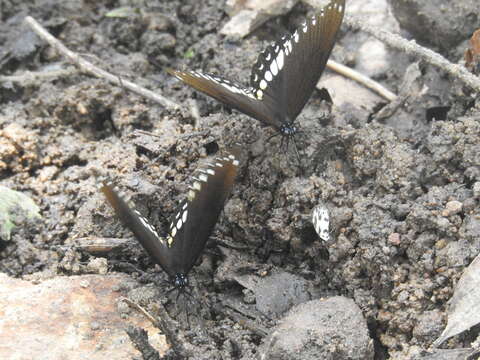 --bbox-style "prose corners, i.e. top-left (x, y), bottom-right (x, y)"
top-left (291, 137), bottom-right (302, 166)
top-left (183, 294), bottom-right (191, 328)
